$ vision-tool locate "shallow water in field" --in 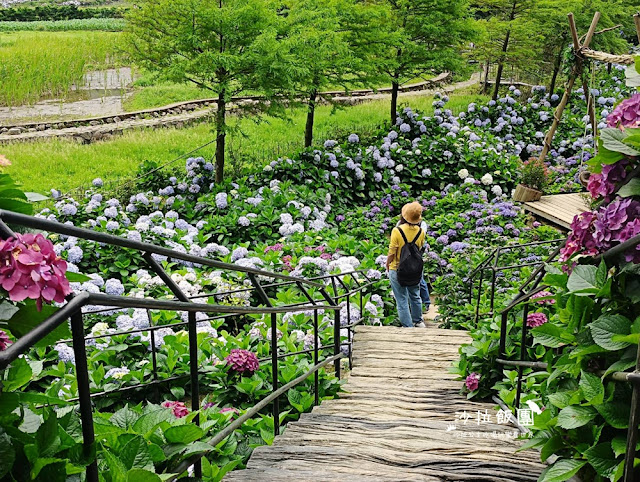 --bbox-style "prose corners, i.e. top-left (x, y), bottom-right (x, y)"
top-left (0, 67), bottom-right (136, 123)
